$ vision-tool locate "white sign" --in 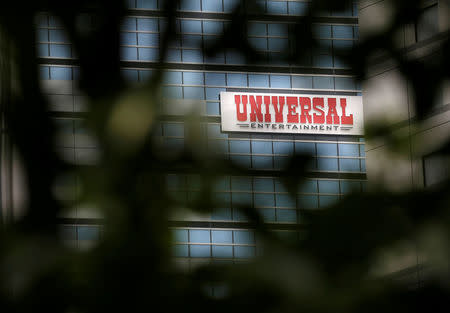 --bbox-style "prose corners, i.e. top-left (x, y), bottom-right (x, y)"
top-left (220, 92), bottom-right (364, 135)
